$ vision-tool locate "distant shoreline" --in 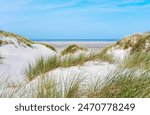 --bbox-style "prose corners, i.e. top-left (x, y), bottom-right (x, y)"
top-left (31, 39), bottom-right (119, 42)
top-left (39, 41), bottom-right (115, 51)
